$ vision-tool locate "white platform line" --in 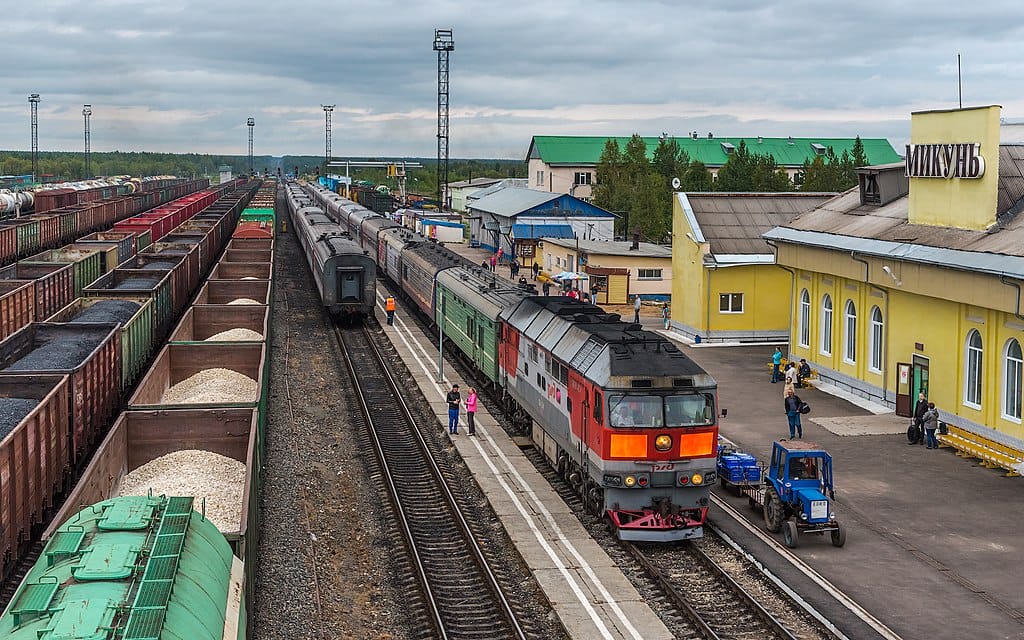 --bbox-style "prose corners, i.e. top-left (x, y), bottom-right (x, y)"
top-left (377, 293), bottom-right (644, 640)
